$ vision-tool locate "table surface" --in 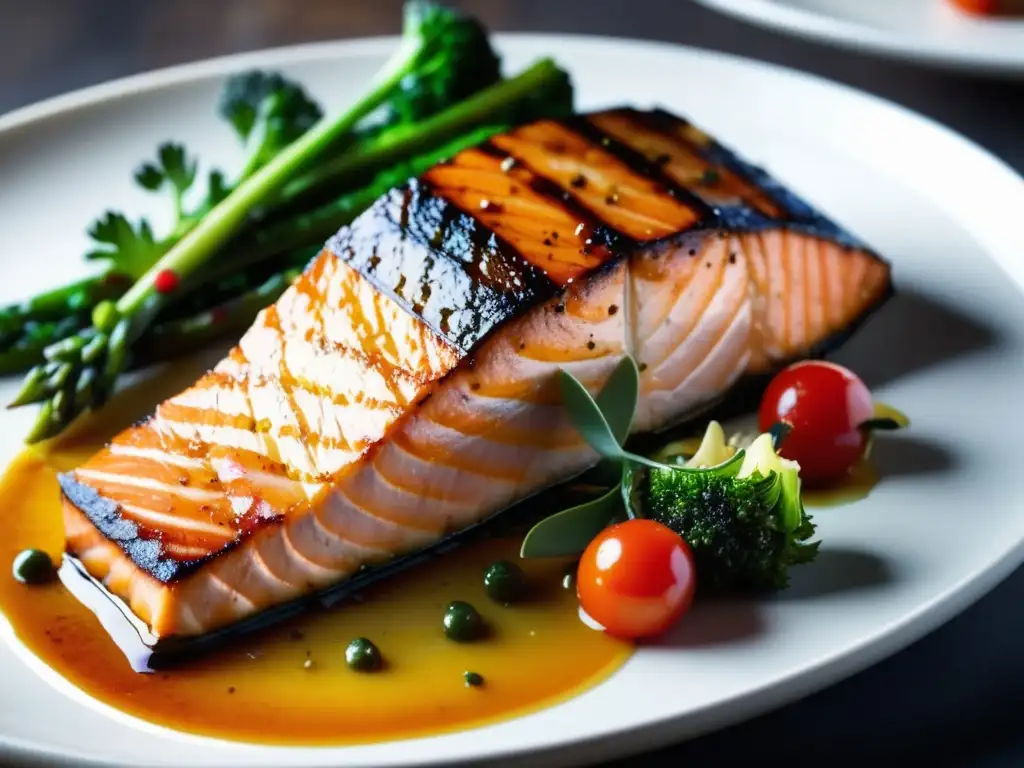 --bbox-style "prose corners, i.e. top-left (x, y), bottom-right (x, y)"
top-left (2, 1), bottom-right (1023, 766)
